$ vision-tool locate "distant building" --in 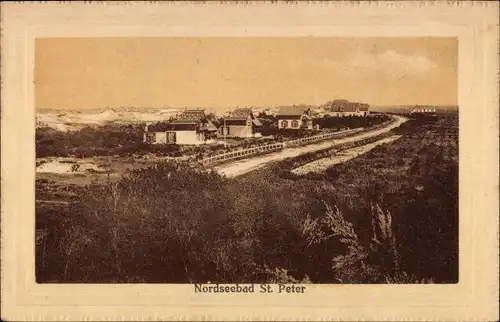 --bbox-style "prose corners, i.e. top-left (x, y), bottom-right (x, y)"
top-left (276, 106), bottom-right (314, 130)
top-left (409, 106), bottom-right (437, 114)
top-left (220, 108), bottom-right (263, 138)
top-left (322, 100), bottom-right (370, 117)
top-left (342, 103), bottom-right (360, 117)
top-left (143, 109), bottom-right (218, 145)
top-left (408, 106), bottom-right (437, 120)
